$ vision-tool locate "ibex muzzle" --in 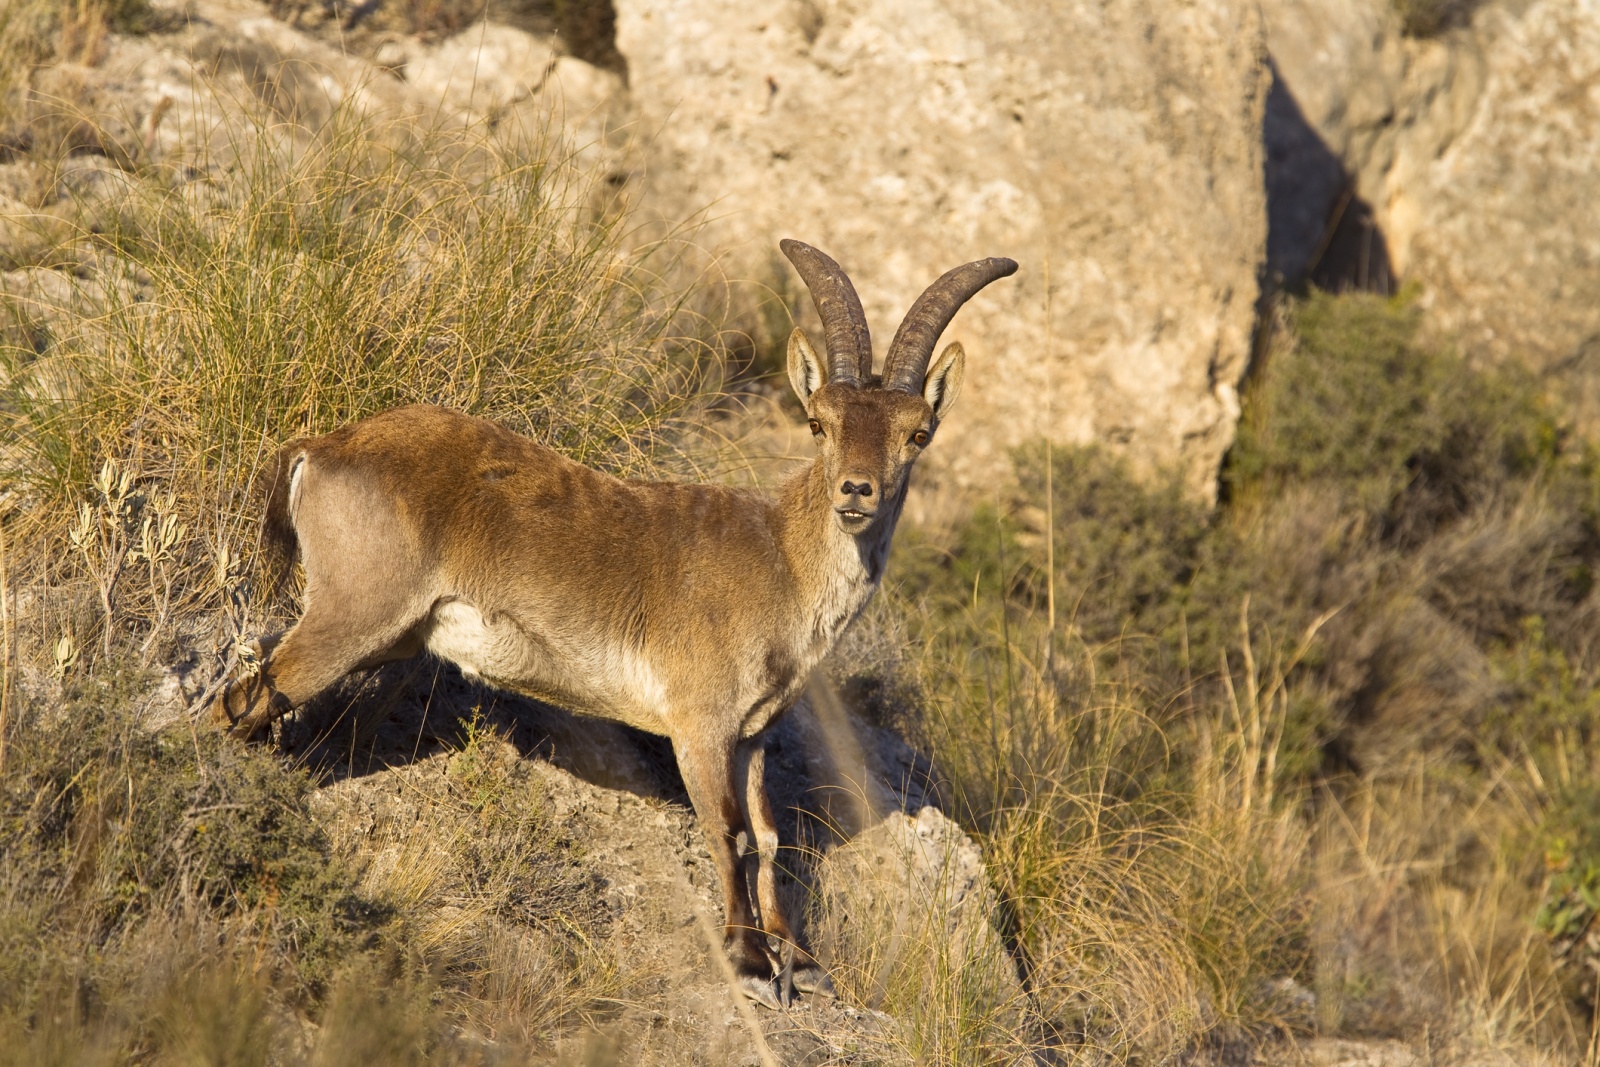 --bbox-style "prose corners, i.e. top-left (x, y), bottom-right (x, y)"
top-left (208, 239), bottom-right (1017, 1008)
